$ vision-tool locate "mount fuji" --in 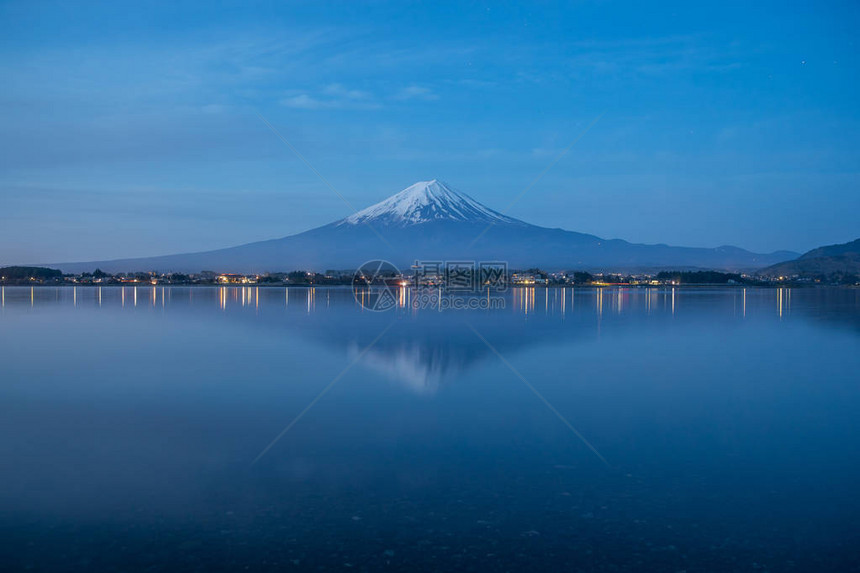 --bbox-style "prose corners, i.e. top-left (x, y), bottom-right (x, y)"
top-left (52, 180), bottom-right (796, 273)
